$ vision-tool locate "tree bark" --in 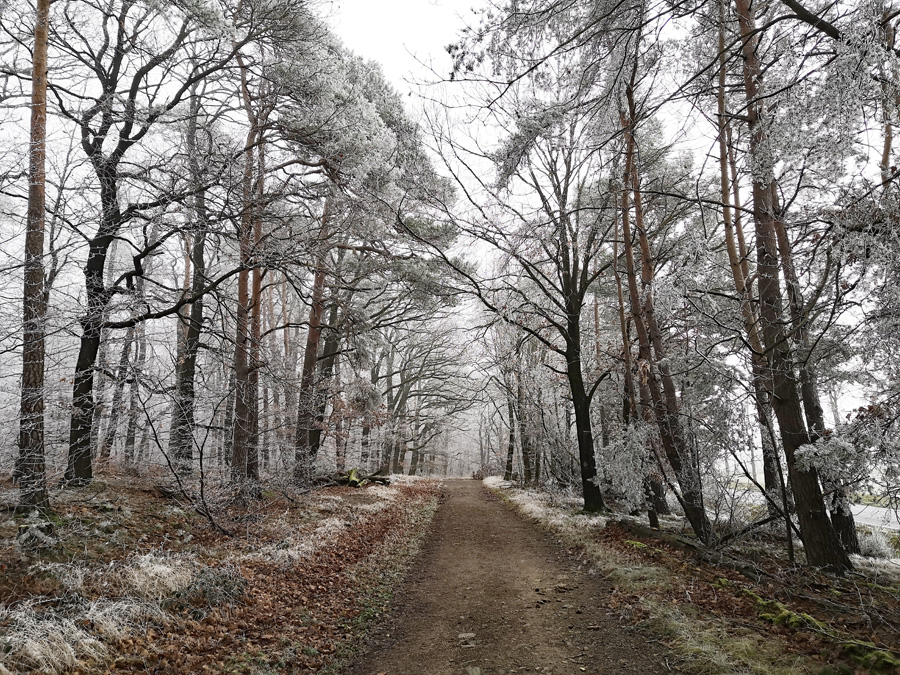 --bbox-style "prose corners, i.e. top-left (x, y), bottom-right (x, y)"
top-left (308, 301), bottom-right (342, 457)
top-left (65, 155), bottom-right (127, 485)
top-left (773, 215), bottom-right (861, 554)
top-left (18, 0), bottom-right (51, 509)
top-left (565, 342), bottom-right (605, 512)
top-left (294, 204), bottom-right (331, 482)
top-left (620, 87), bottom-right (712, 543)
top-left (168, 91), bottom-right (209, 476)
top-left (230, 125), bottom-right (256, 485)
top-left (516, 367), bottom-right (533, 485)
top-left (734, 0), bottom-right (851, 572)
top-left (99, 327), bottom-right (134, 462)
top-left (123, 323), bottom-right (147, 466)
top-left (714, 8), bottom-right (784, 516)
top-left (360, 421), bottom-right (372, 472)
